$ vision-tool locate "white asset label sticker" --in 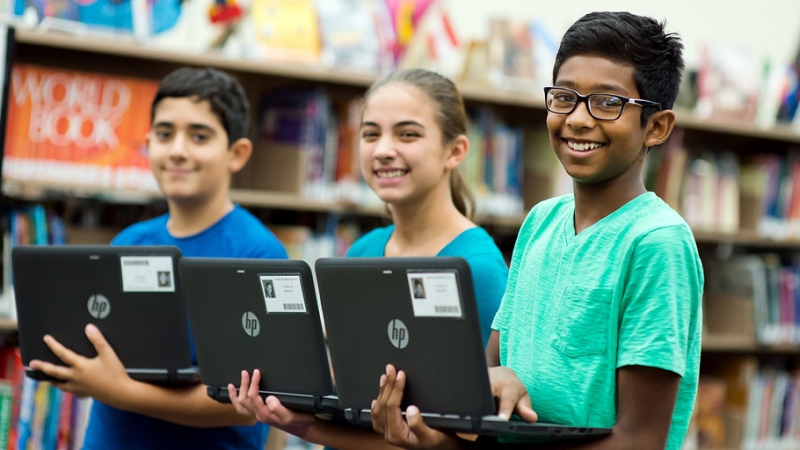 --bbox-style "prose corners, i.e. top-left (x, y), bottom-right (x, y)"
top-left (260, 275), bottom-right (307, 314)
top-left (408, 272), bottom-right (462, 318)
top-left (120, 256), bottom-right (176, 292)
